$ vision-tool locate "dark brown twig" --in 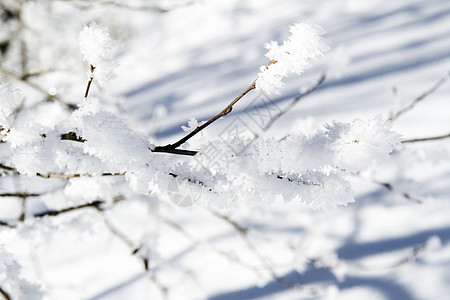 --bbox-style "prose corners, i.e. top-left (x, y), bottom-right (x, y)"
top-left (58, 0), bottom-right (197, 13)
top-left (389, 72), bottom-right (450, 121)
top-left (0, 286), bottom-right (11, 300)
top-left (261, 73), bottom-right (326, 137)
top-left (154, 80), bottom-right (256, 153)
top-left (208, 208), bottom-right (318, 294)
top-left (0, 164), bottom-right (19, 174)
top-left (84, 65), bottom-right (95, 99)
top-left (33, 200), bottom-right (104, 217)
top-left (0, 65), bottom-right (77, 110)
